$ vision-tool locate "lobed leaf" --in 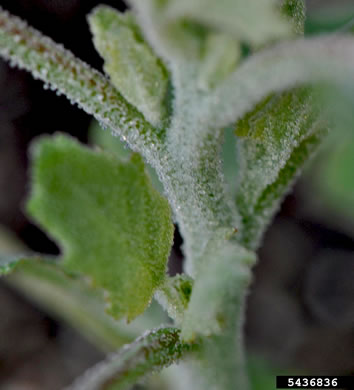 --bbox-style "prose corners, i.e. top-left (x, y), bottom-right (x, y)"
top-left (27, 134), bottom-right (174, 321)
top-left (88, 6), bottom-right (170, 127)
top-left (66, 327), bottom-right (194, 390)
